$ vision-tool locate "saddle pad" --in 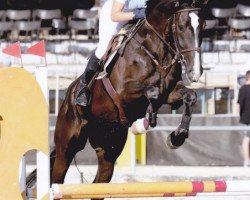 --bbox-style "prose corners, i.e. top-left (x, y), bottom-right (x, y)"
top-left (97, 34), bottom-right (125, 79)
top-left (96, 25), bottom-right (134, 79)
